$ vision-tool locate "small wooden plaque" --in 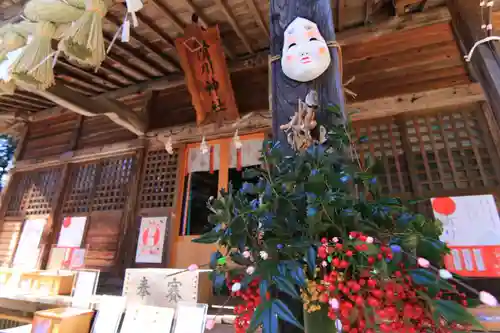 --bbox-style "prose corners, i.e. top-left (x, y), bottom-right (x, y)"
top-left (32, 308), bottom-right (94, 333)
